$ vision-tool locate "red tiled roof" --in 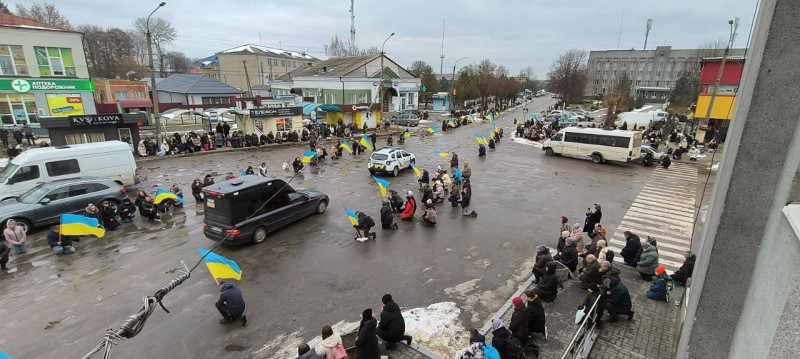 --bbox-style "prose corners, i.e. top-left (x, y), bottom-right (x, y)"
top-left (0, 13), bottom-right (74, 32)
